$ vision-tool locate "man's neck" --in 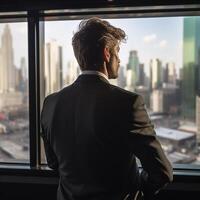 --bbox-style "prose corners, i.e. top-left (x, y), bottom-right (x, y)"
top-left (81, 70), bottom-right (109, 81)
